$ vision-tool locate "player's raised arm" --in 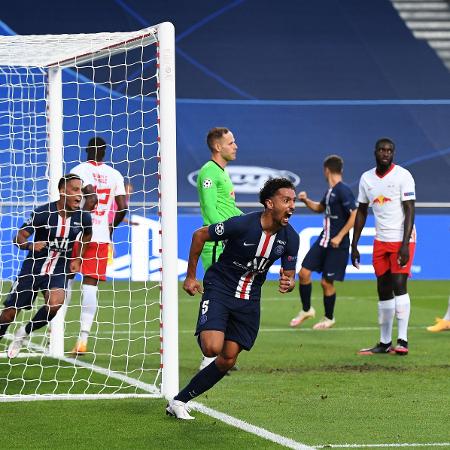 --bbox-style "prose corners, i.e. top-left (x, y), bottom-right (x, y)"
top-left (183, 226), bottom-right (212, 296)
top-left (298, 191), bottom-right (325, 213)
